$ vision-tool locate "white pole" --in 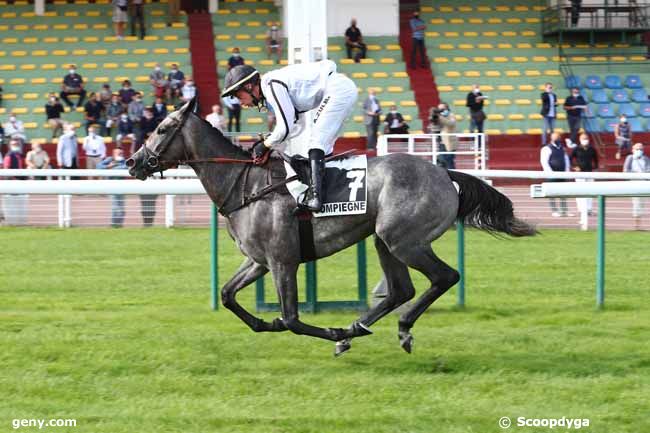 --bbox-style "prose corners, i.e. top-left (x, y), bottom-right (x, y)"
top-left (34, 0), bottom-right (44, 15)
top-left (64, 194), bottom-right (71, 227)
top-left (57, 194), bottom-right (64, 228)
top-left (165, 195), bottom-right (175, 228)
